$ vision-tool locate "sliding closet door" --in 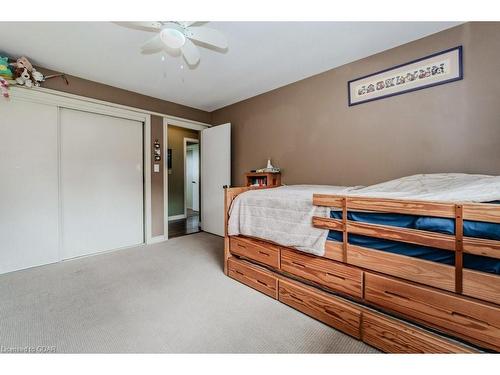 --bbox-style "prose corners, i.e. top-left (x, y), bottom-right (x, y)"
top-left (60, 108), bottom-right (144, 259)
top-left (0, 99), bottom-right (59, 274)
